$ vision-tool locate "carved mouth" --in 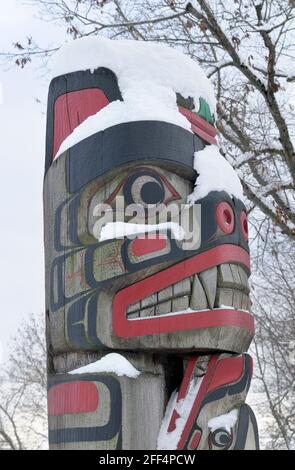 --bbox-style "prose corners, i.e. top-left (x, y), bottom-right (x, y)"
top-left (112, 245), bottom-right (254, 338)
top-left (126, 263), bottom-right (250, 319)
